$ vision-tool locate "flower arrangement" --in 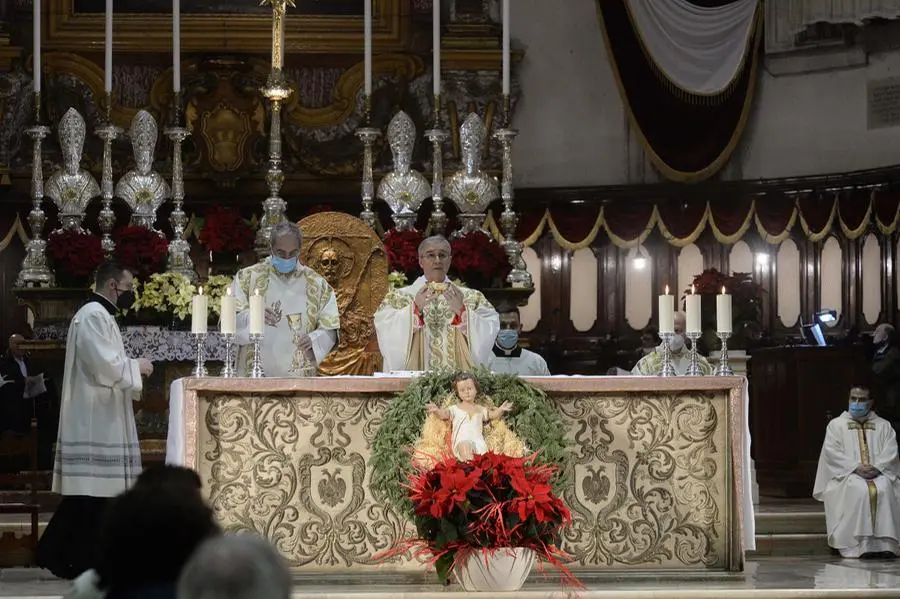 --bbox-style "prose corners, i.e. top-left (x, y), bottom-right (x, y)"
top-left (132, 272), bottom-right (196, 321)
top-left (388, 271), bottom-right (409, 291)
top-left (400, 451), bottom-right (573, 585)
top-left (383, 228), bottom-right (424, 280)
top-left (198, 206), bottom-right (255, 254)
top-left (449, 231), bottom-right (510, 289)
top-left (203, 275), bottom-right (233, 317)
top-left (46, 230), bottom-right (104, 286)
top-left (685, 268), bottom-right (766, 348)
top-left (114, 226), bottom-right (169, 281)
